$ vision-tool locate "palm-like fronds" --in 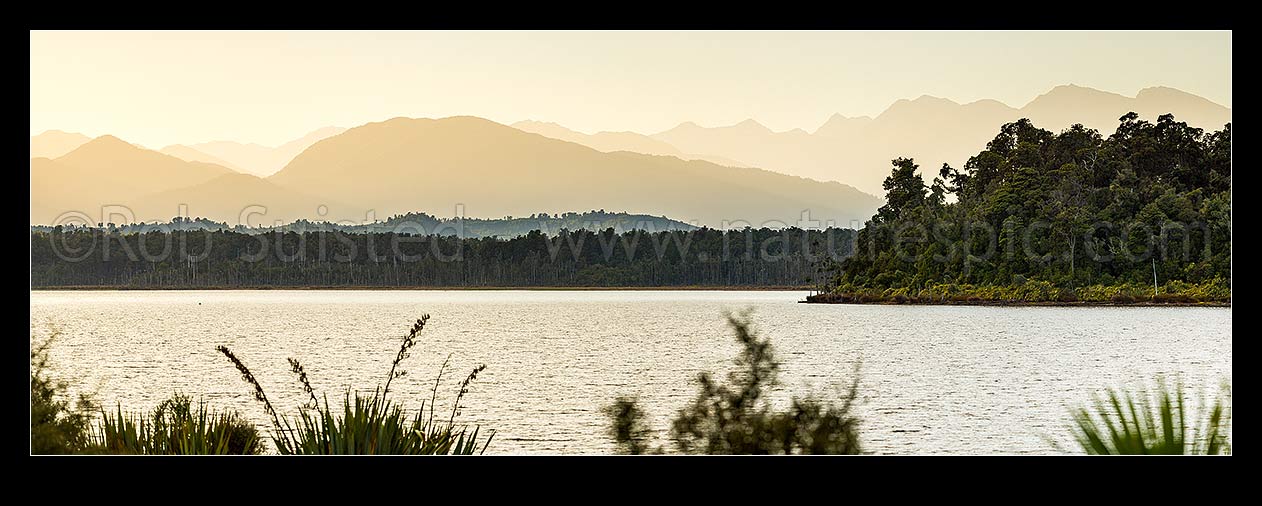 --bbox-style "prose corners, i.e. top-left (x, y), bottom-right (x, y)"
top-left (1066, 378), bottom-right (1231, 455)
